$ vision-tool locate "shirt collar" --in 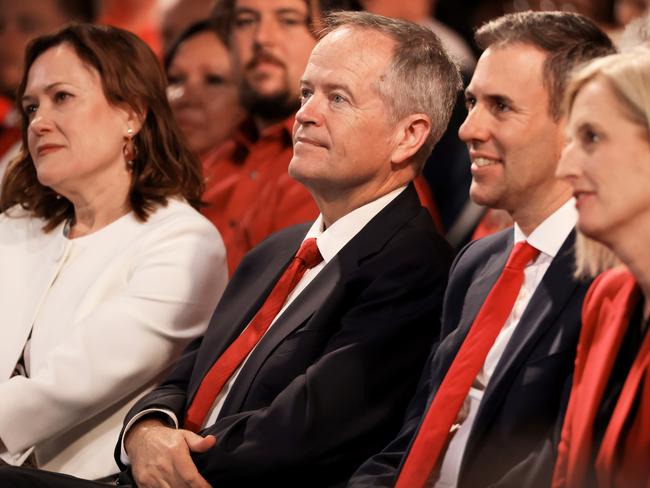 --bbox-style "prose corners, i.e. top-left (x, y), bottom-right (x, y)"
top-left (513, 197), bottom-right (577, 258)
top-left (303, 186), bottom-right (407, 263)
